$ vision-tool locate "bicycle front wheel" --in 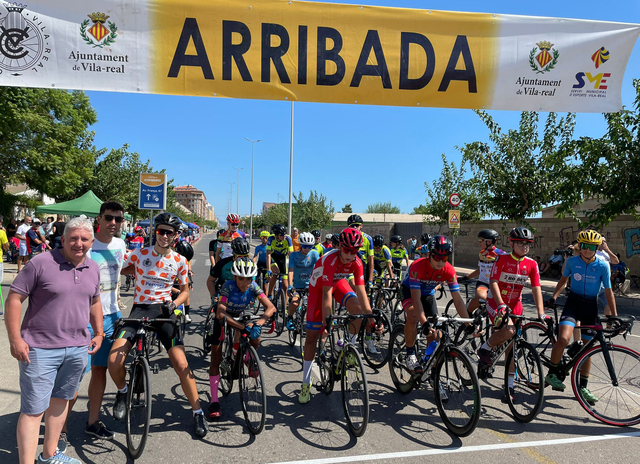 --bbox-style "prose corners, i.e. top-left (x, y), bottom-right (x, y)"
top-left (505, 340), bottom-right (545, 423)
top-left (434, 347), bottom-right (481, 437)
top-left (571, 344), bottom-right (640, 426)
top-left (360, 312), bottom-right (391, 369)
top-left (239, 344), bottom-right (267, 434)
top-left (341, 345), bottom-right (369, 437)
top-left (219, 335), bottom-right (233, 396)
top-left (298, 308), bottom-right (307, 361)
top-left (288, 310), bottom-right (298, 347)
top-left (388, 324), bottom-right (415, 394)
top-left (126, 357), bottom-right (152, 459)
top-left (275, 289), bottom-right (287, 336)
